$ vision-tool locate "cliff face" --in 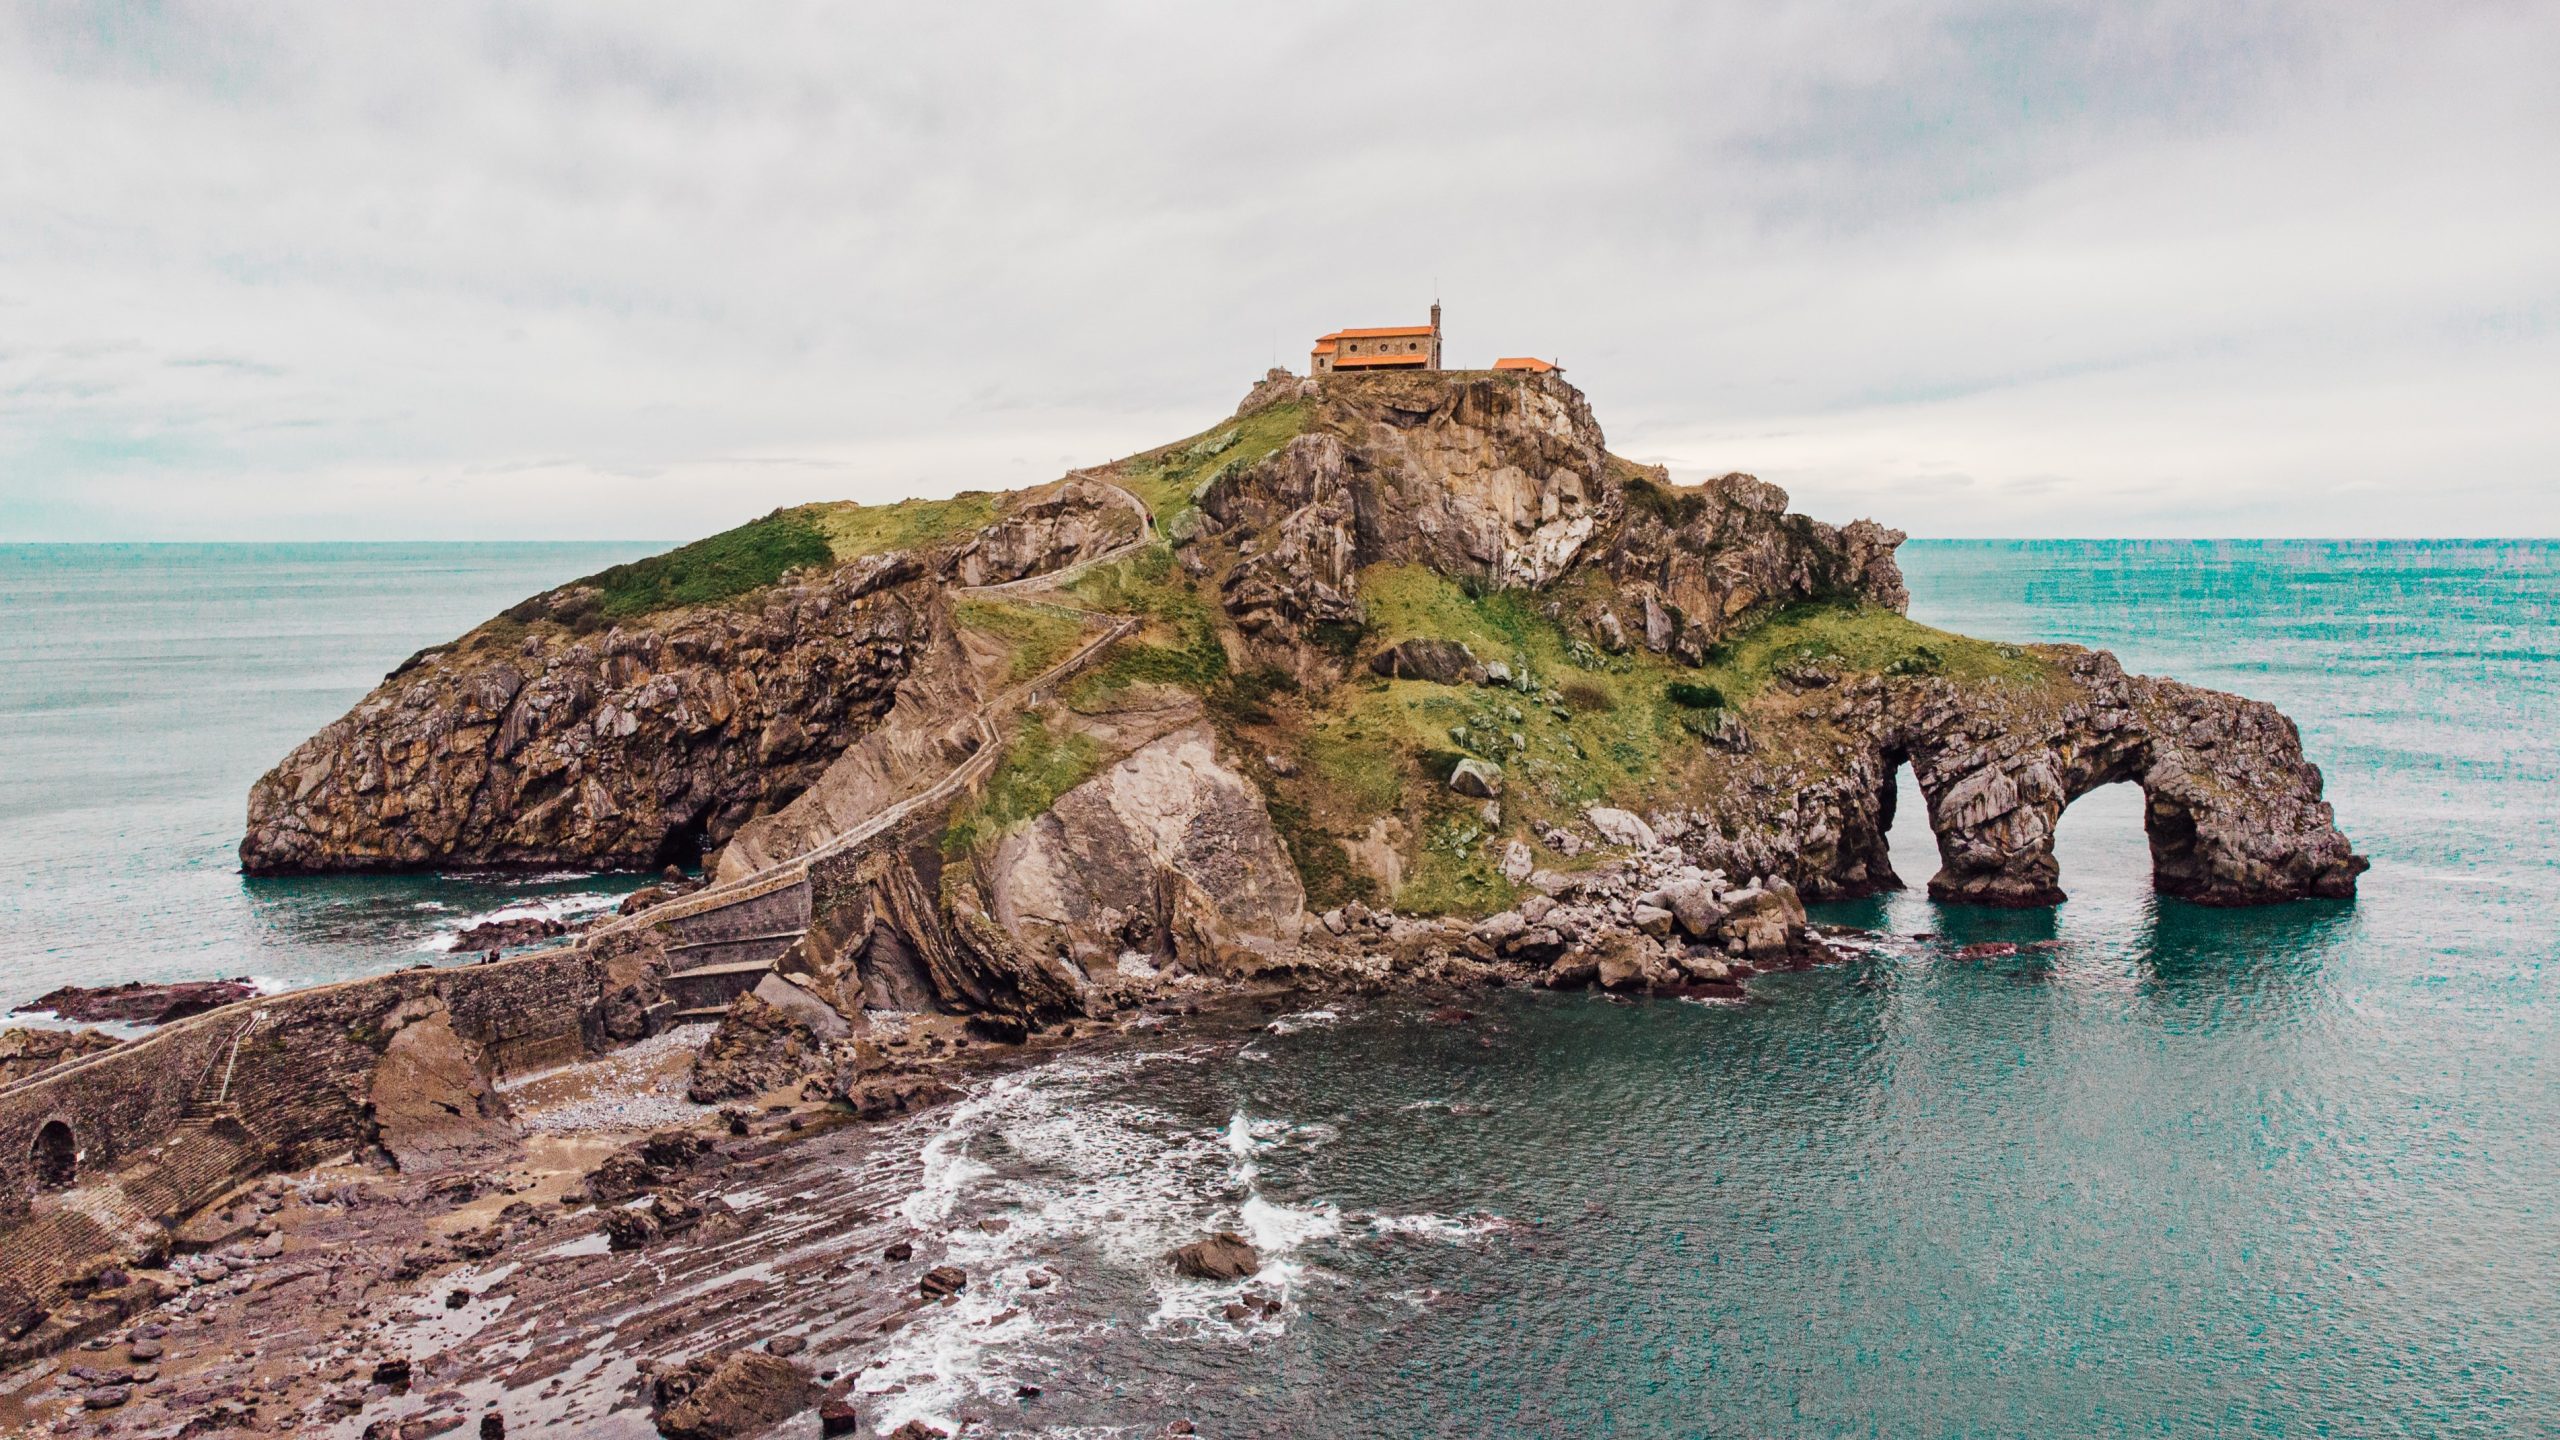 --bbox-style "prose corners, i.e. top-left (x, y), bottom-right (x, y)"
top-left (1192, 371), bottom-right (1907, 662)
top-left (240, 481), bottom-right (1133, 875)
